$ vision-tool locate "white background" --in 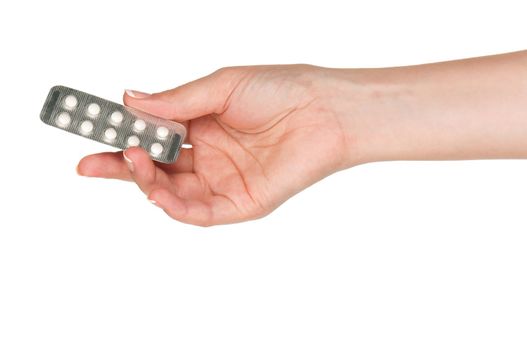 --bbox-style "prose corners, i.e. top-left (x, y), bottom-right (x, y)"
top-left (1, 1), bottom-right (526, 349)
